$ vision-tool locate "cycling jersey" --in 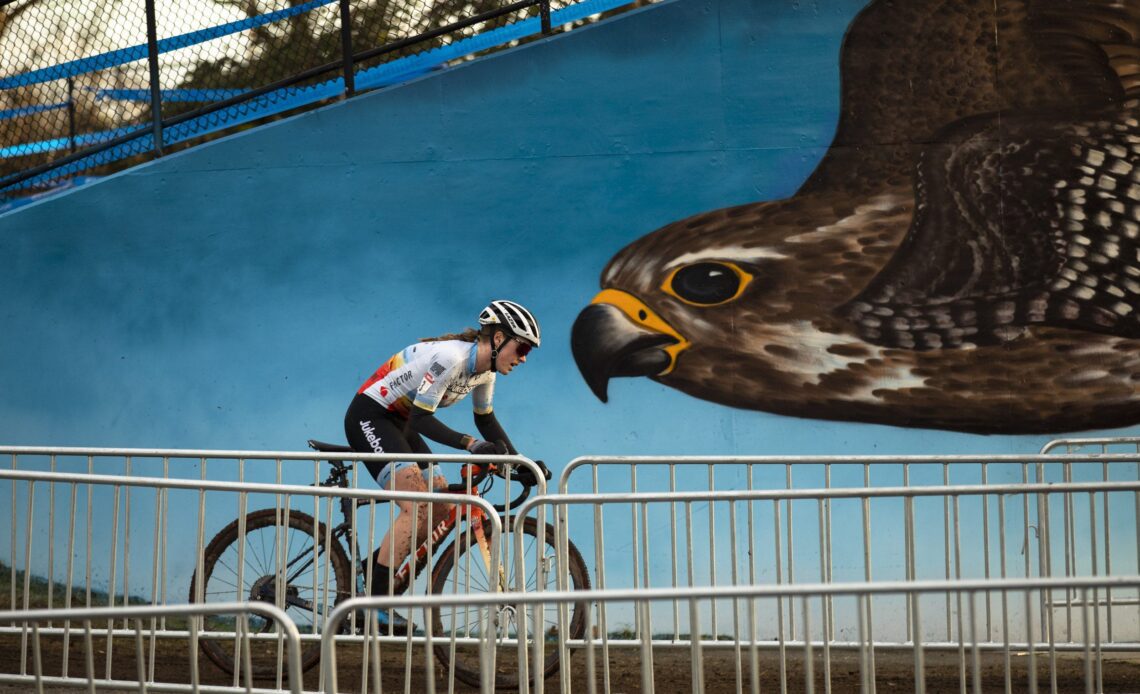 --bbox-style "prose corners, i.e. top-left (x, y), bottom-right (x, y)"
top-left (357, 340), bottom-right (495, 418)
